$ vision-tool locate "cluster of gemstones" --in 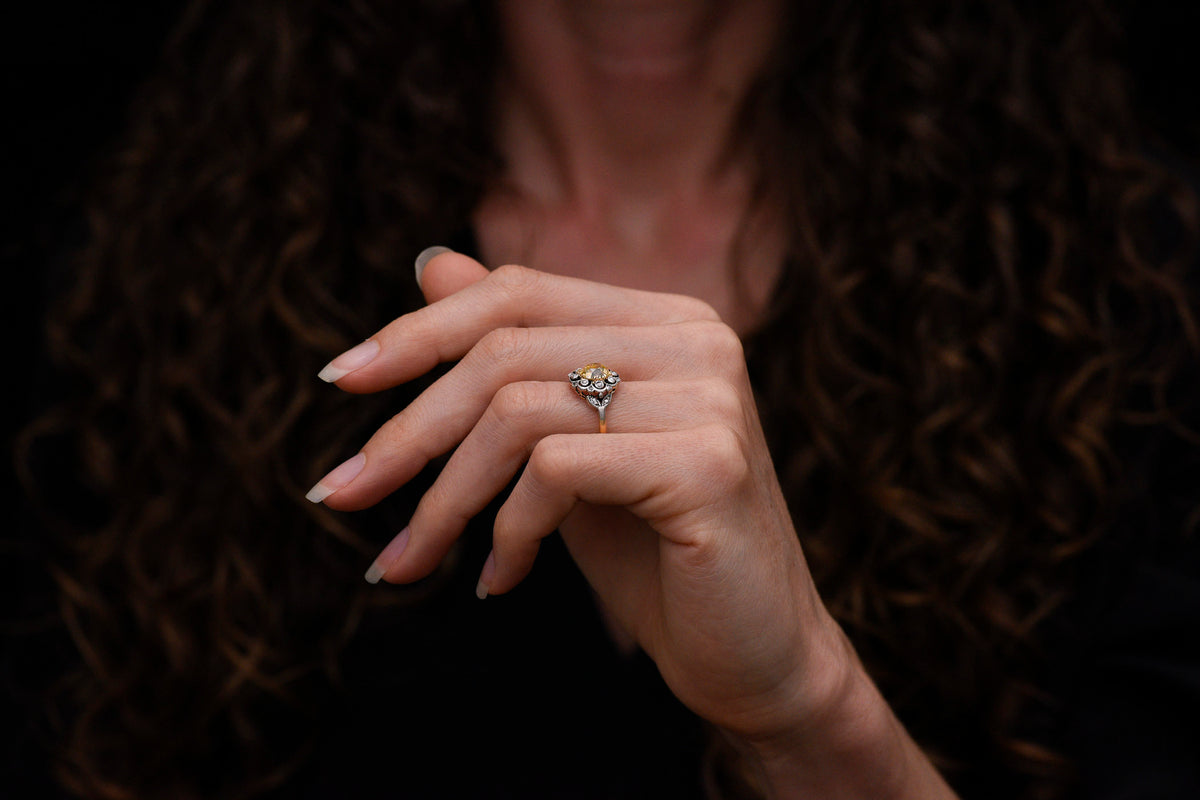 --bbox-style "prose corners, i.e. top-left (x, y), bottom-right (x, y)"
top-left (568, 363), bottom-right (620, 409)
